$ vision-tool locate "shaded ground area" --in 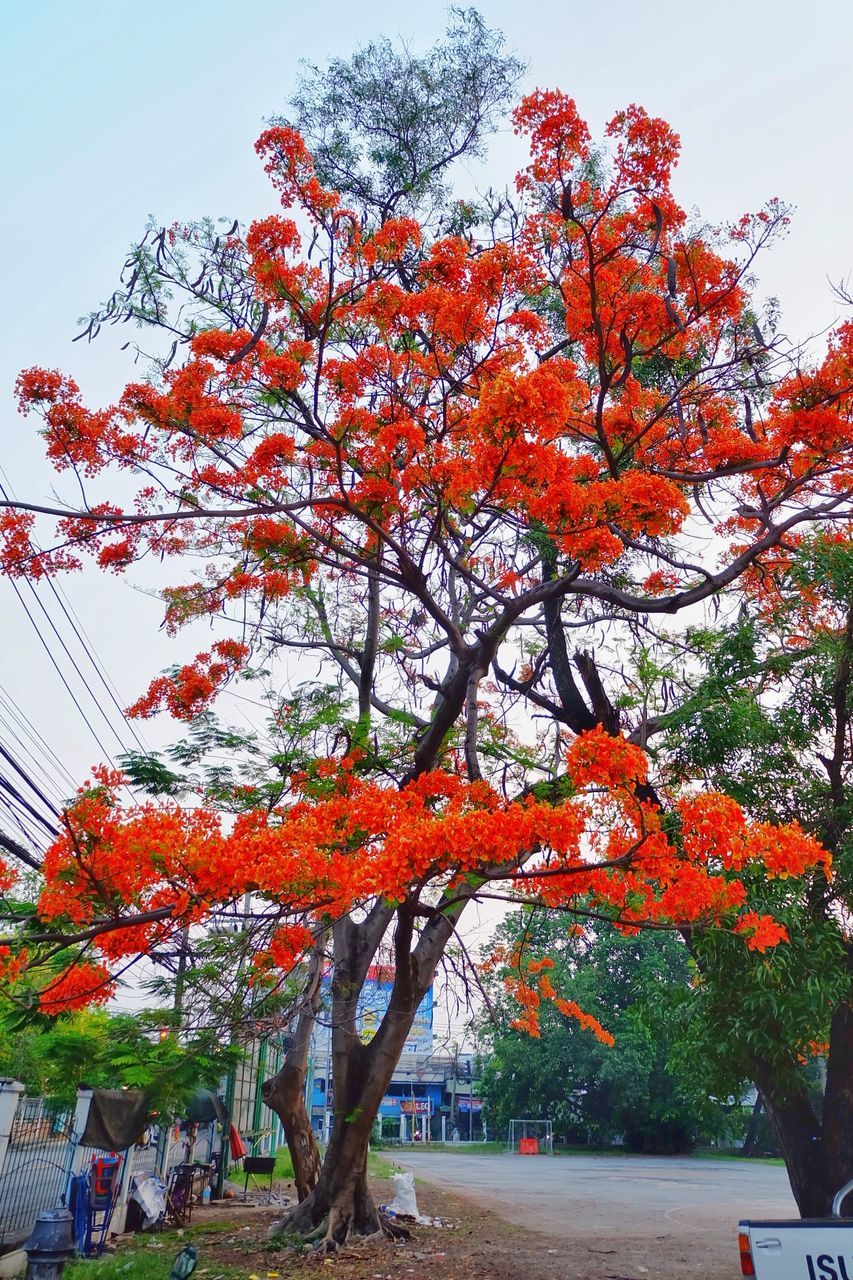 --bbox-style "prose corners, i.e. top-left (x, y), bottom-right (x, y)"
top-left (62, 1154), bottom-right (797, 1280)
